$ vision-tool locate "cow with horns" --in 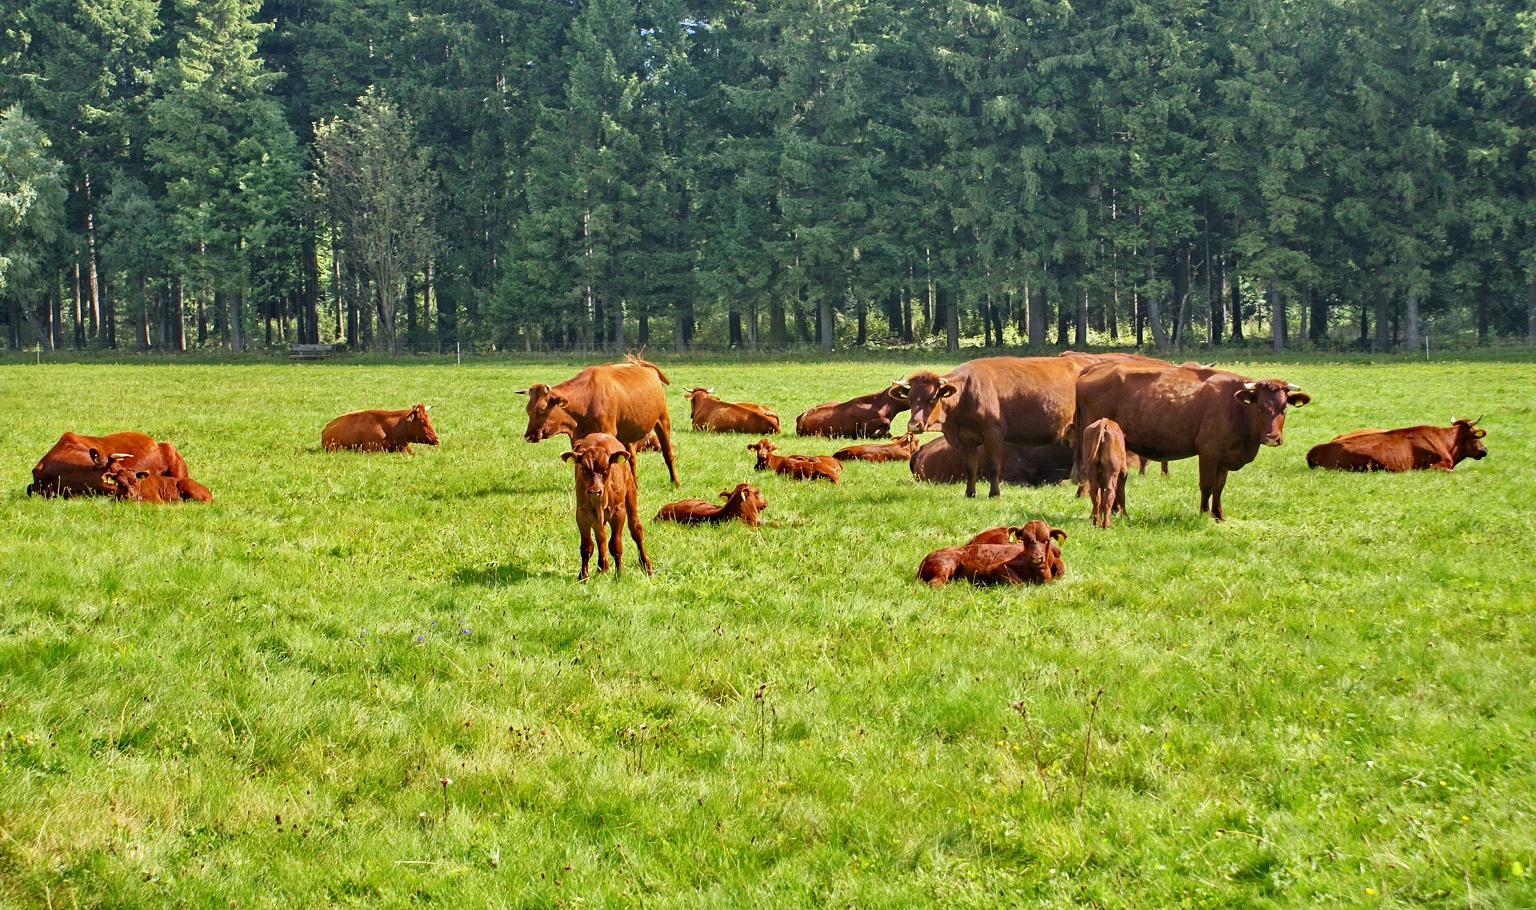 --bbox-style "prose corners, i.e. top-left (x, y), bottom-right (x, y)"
top-left (1306, 418), bottom-right (1487, 472)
